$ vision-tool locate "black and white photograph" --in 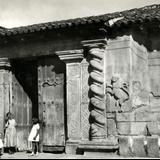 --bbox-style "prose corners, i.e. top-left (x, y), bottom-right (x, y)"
top-left (0, 0), bottom-right (159, 159)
